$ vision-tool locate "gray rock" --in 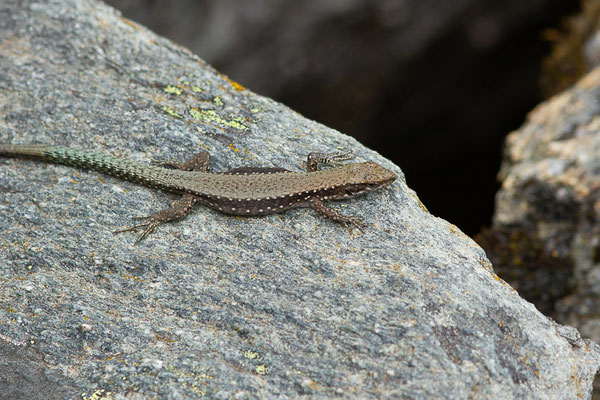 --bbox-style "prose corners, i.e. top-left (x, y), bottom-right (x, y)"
top-left (481, 61), bottom-right (600, 348)
top-left (0, 0), bottom-right (598, 399)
